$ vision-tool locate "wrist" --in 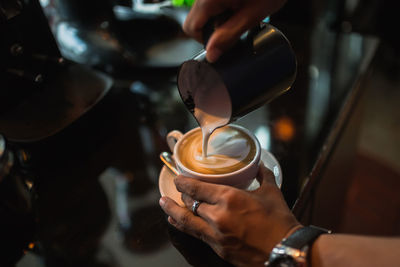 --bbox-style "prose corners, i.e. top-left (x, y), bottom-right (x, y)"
top-left (266, 225), bottom-right (331, 267)
top-left (261, 224), bottom-right (303, 258)
top-left (283, 224), bottom-right (304, 239)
